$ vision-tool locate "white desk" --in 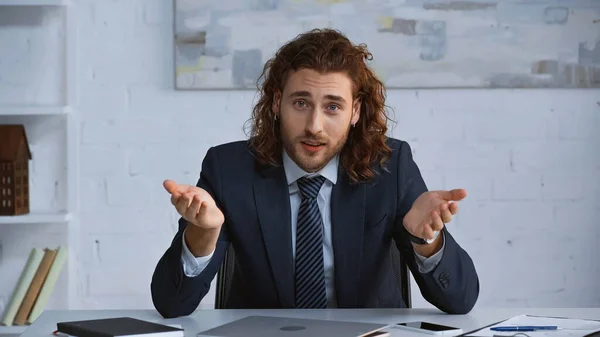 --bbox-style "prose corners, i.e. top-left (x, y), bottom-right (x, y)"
top-left (15, 308), bottom-right (600, 337)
